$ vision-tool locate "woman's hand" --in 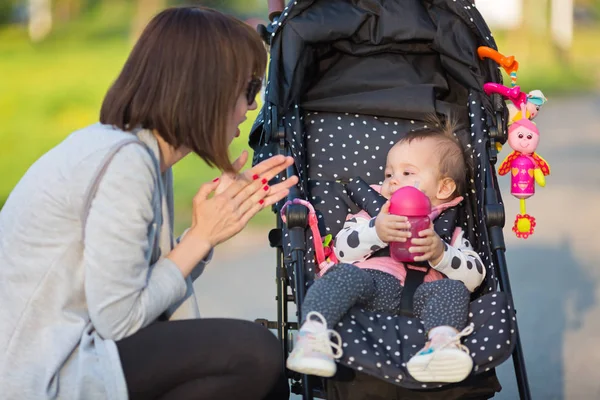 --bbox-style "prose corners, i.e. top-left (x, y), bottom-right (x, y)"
top-left (192, 154), bottom-right (297, 246)
top-left (214, 150), bottom-right (249, 195)
top-left (169, 155), bottom-right (298, 277)
top-left (374, 201), bottom-right (412, 243)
